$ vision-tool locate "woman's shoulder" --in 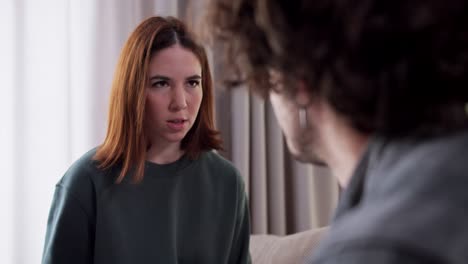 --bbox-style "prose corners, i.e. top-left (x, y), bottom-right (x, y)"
top-left (200, 151), bottom-right (240, 173)
top-left (197, 150), bottom-right (245, 187)
top-left (57, 147), bottom-right (112, 193)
